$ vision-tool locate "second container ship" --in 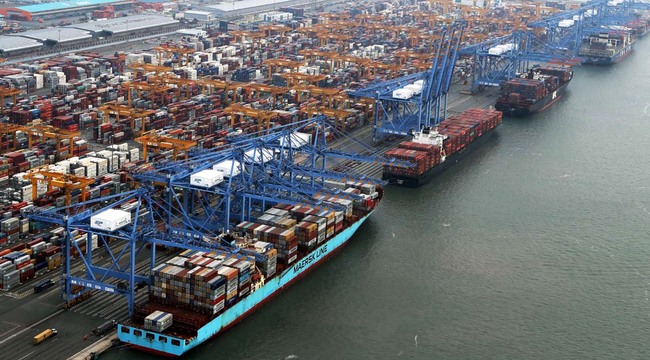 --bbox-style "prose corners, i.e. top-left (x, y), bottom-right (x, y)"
top-left (117, 181), bottom-right (382, 357)
top-left (382, 108), bottom-right (503, 187)
top-left (578, 31), bottom-right (633, 65)
top-left (494, 66), bottom-right (573, 116)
